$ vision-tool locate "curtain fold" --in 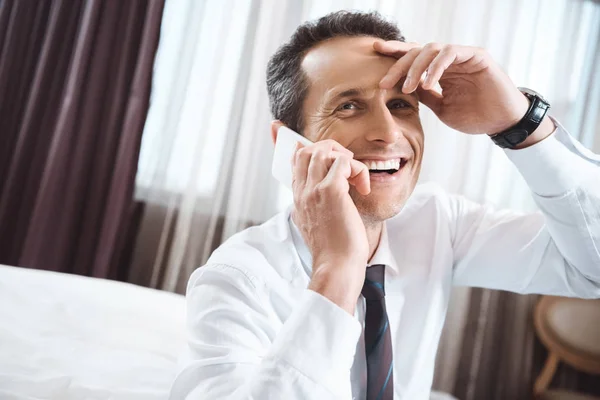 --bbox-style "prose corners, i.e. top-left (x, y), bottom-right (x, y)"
top-left (0, 0), bottom-right (165, 280)
top-left (132, 0), bottom-right (599, 398)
